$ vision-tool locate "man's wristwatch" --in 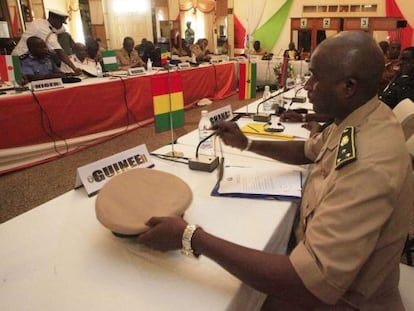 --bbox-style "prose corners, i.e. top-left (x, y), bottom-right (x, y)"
top-left (181, 224), bottom-right (201, 258)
